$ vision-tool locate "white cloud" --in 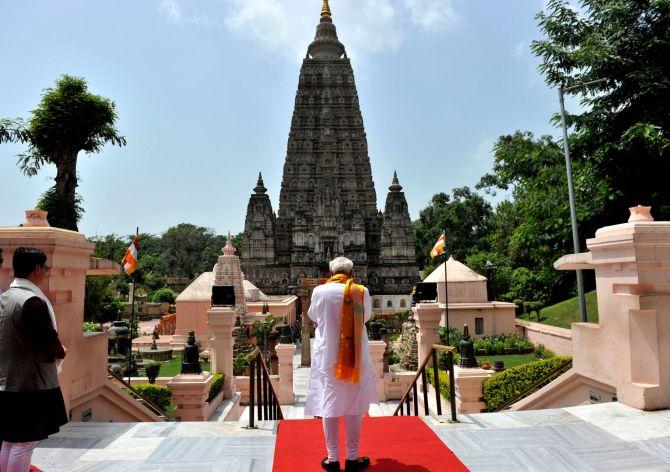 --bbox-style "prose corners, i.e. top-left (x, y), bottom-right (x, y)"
top-left (470, 137), bottom-right (494, 163)
top-left (160, 0), bottom-right (182, 24)
top-left (402, 0), bottom-right (458, 32)
top-left (159, 0), bottom-right (459, 61)
top-left (159, 0), bottom-right (220, 26)
top-left (514, 40), bottom-right (527, 58)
